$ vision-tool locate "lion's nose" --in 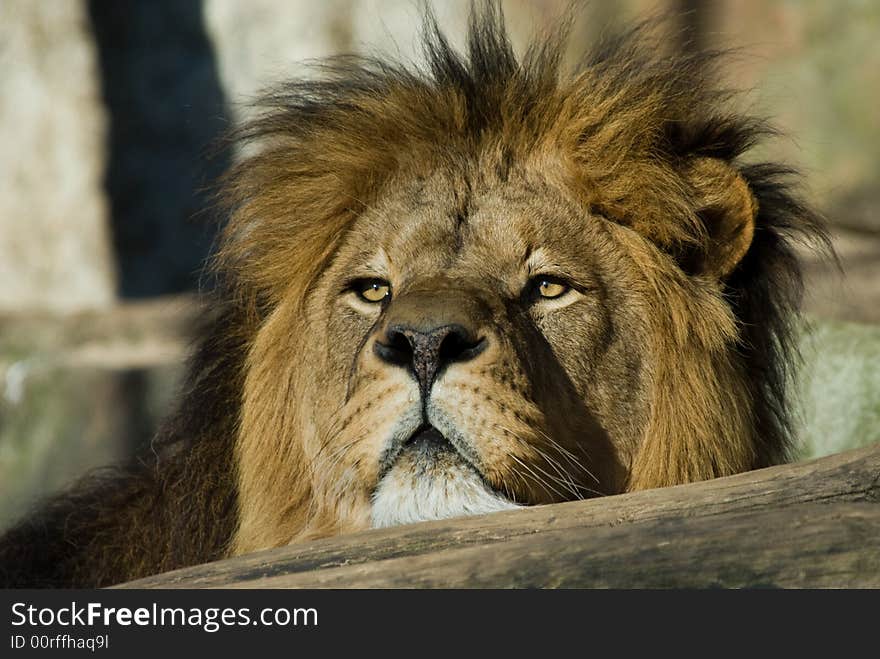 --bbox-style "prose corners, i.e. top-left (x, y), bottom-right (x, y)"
top-left (374, 323), bottom-right (486, 395)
